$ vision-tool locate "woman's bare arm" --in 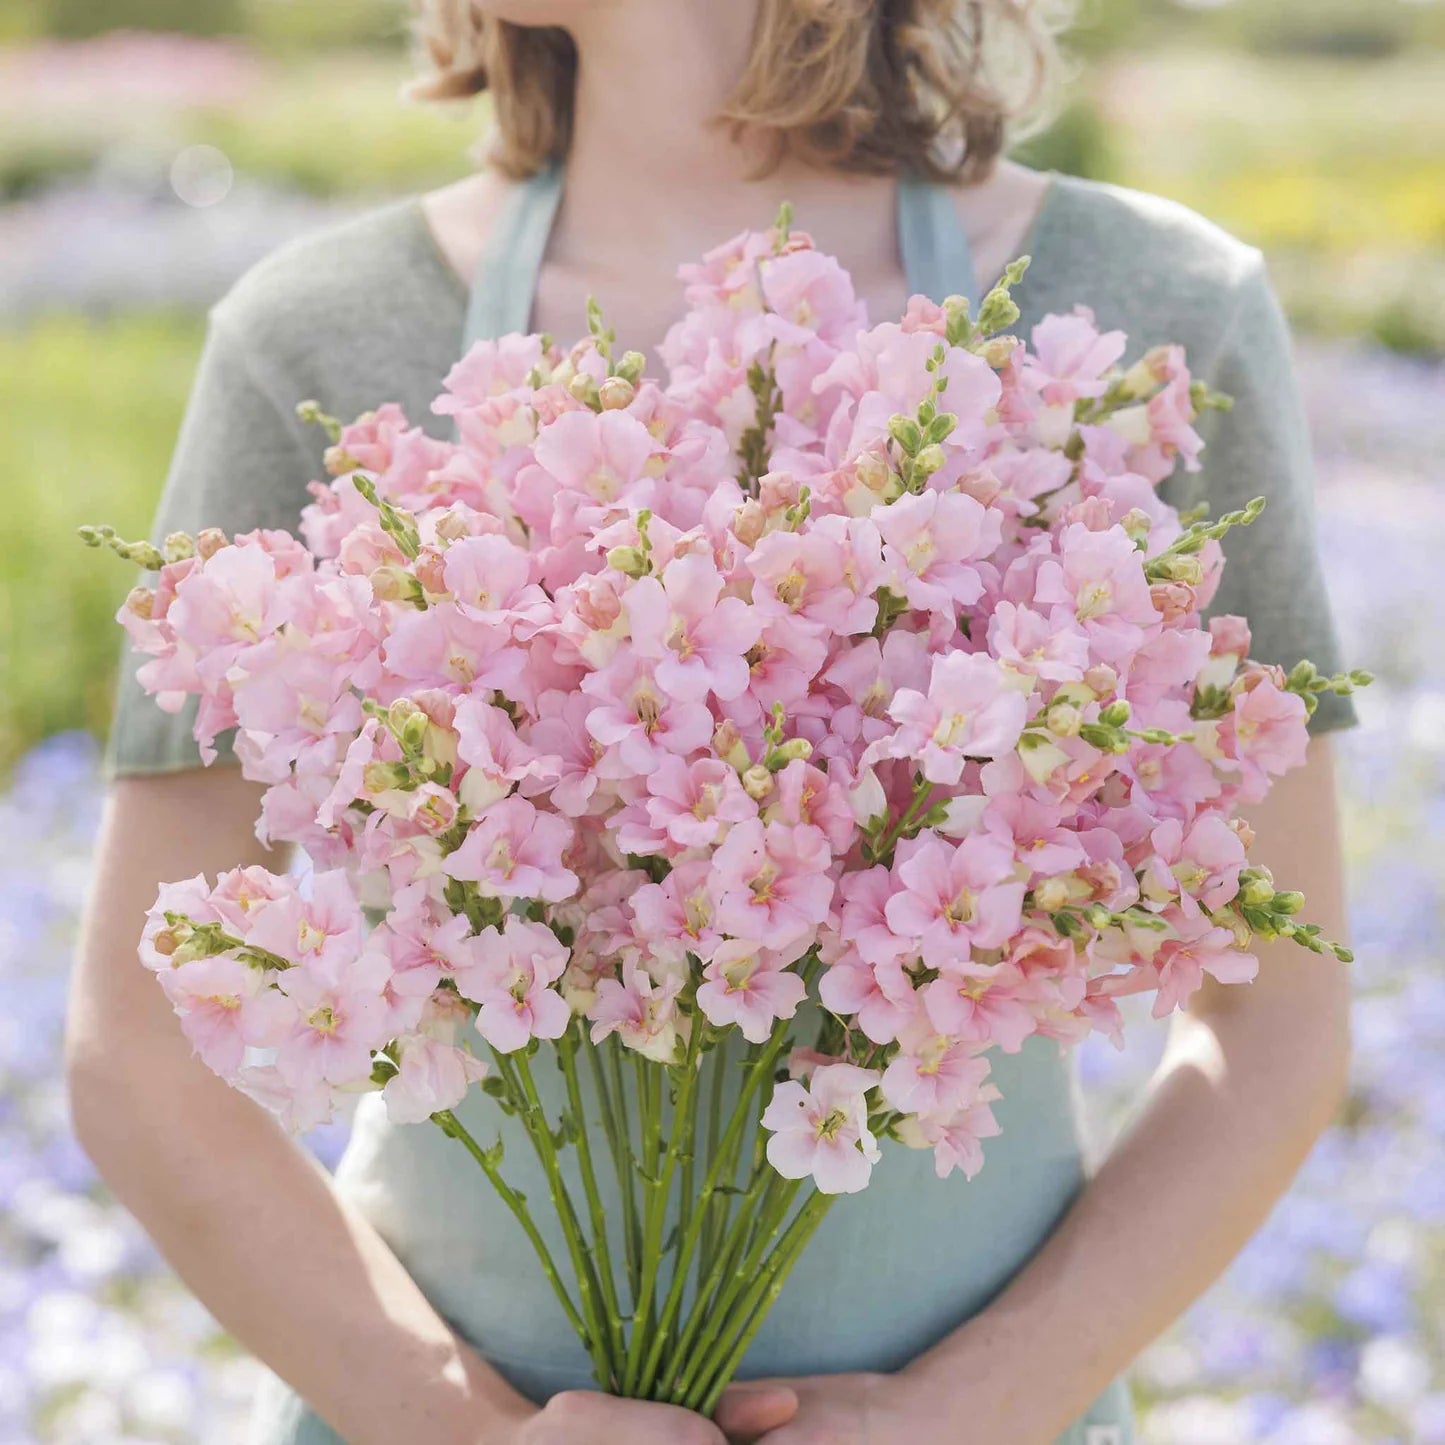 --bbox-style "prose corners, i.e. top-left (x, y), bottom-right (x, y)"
top-left (895, 734), bottom-right (1353, 1440)
top-left (65, 768), bottom-right (534, 1445)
